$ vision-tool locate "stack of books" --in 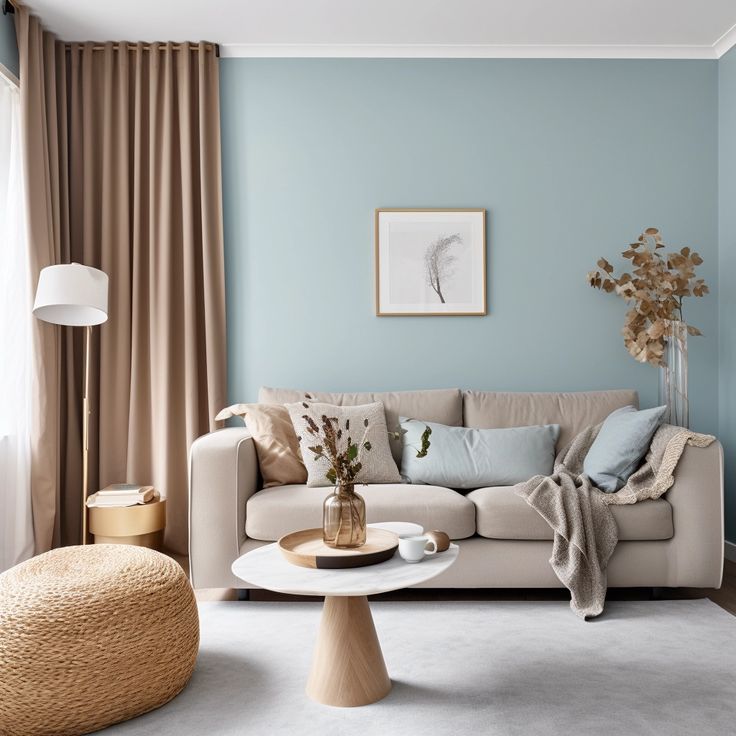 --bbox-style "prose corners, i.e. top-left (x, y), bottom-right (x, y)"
top-left (86, 484), bottom-right (159, 508)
